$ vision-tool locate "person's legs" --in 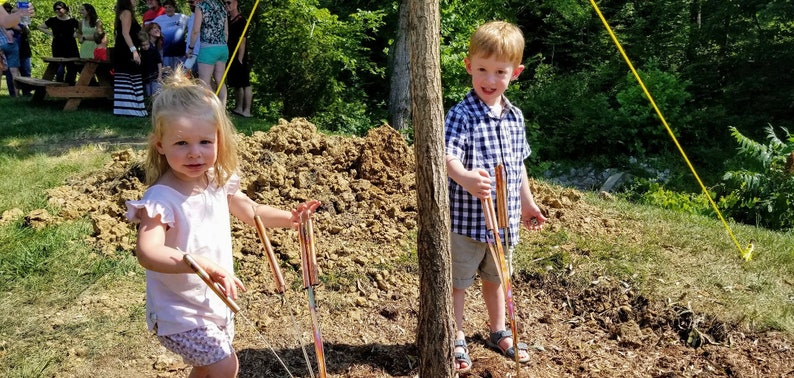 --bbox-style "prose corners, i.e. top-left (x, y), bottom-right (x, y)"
top-left (232, 86), bottom-right (243, 113)
top-left (213, 61), bottom-right (227, 104)
top-left (196, 62), bottom-right (214, 90)
top-left (3, 69), bottom-right (15, 97)
top-left (19, 57), bottom-right (31, 95)
top-left (242, 86), bottom-right (252, 116)
top-left (482, 277), bottom-right (529, 361)
top-left (188, 353), bottom-right (239, 378)
top-left (452, 286), bottom-right (470, 371)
